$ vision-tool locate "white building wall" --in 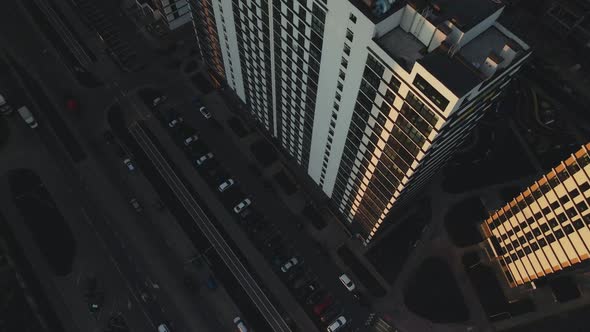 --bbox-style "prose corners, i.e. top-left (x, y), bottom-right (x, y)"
top-left (308, 2), bottom-right (376, 195)
top-left (214, 0), bottom-right (246, 100)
